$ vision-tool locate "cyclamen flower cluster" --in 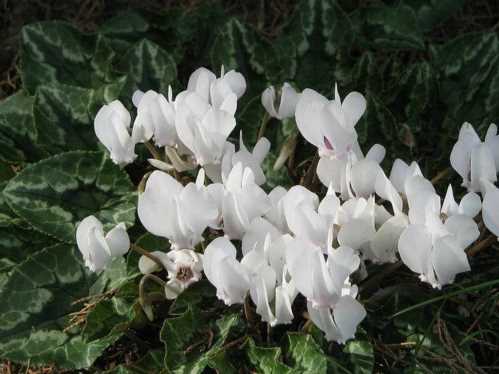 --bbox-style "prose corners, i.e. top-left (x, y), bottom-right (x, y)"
top-left (76, 66), bottom-right (499, 343)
